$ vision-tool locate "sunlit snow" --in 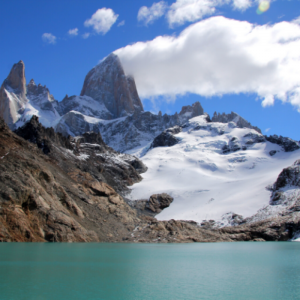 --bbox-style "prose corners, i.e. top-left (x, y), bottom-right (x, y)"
top-left (128, 115), bottom-right (300, 224)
